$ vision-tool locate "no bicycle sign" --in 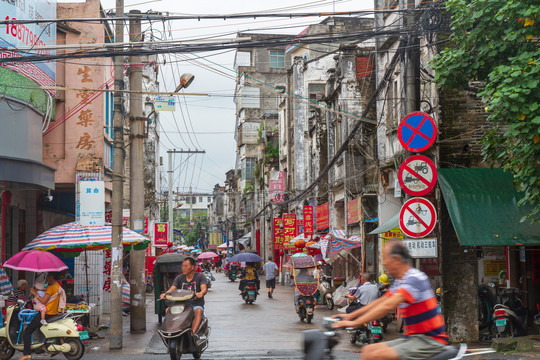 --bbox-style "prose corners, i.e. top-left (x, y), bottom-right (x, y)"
top-left (399, 197), bottom-right (437, 238)
top-left (398, 155), bottom-right (438, 196)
